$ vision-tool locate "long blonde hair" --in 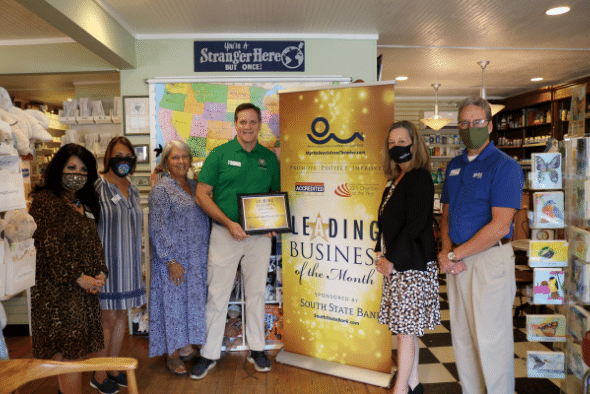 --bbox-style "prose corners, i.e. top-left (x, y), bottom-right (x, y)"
top-left (381, 120), bottom-right (431, 180)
